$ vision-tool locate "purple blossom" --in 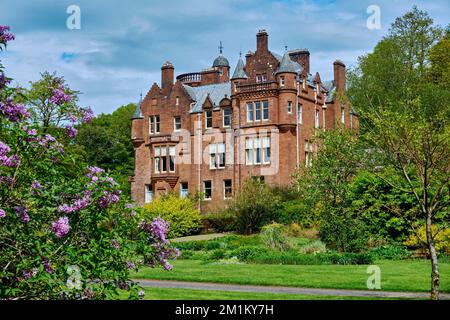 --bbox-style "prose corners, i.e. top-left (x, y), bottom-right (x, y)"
top-left (151, 218), bottom-right (169, 243)
top-left (49, 86), bottom-right (71, 105)
top-left (0, 99), bottom-right (29, 122)
top-left (138, 290), bottom-right (145, 299)
top-left (15, 206), bottom-right (30, 223)
top-left (65, 125), bottom-right (78, 138)
top-left (111, 239), bottom-right (120, 250)
top-left (31, 180), bottom-right (42, 190)
top-left (0, 176), bottom-right (13, 186)
top-left (37, 134), bottom-right (56, 148)
top-left (42, 258), bottom-right (53, 274)
top-left (0, 154), bottom-right (20, 167)
top-left (0, 141), bottom-right (10, 156)
top-left (58, 190), bottom-right (91, 214)
top-left (0, 72), bottom-right (11, 89)
top-left (67, 113), bottom-right (78, 123)
top-left (0, 209), bottom-right (5, 218)
top-left (163, 262), bottom-right (173, 271)
top-left (22, 268), bottom-right (38, 280)
top-left (52, 216), bottom-right (70, 238)
top-left (98, 191), bottom-right (120, 209)
top-left (83, 288), bottom-right (94, 299)
top-left (126, 260), bottom-right (135, 270)
top-left (125, 203), bottom-right (133, 209)
top-left (81, 107), bottom-right (94, 123)
top-left (0, 25), bottom-right (15, 44)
